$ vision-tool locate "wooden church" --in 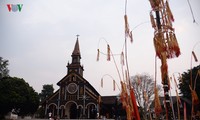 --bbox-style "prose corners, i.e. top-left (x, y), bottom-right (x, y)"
top-left (42, 37), bottom-right (100, 119)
